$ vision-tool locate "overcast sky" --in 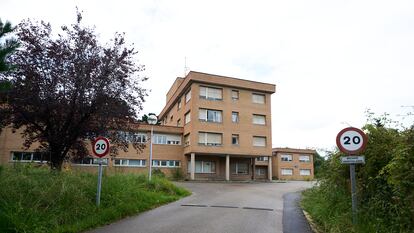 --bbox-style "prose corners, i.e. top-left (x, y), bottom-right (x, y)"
top-left (2, 0), bottom-right (414, 153)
